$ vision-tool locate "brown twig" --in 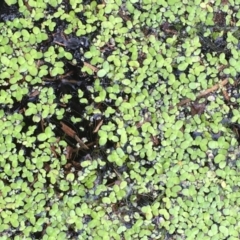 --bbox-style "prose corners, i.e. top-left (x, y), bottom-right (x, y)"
top-left (58, 71), bottom-right (74, 79)
top-left (222, 88), bottom-right (230, 102)
top-left (83, 61), bottom-right (98, 73)
top-left (74, 135), bottom-right (89, 150)
top-left (57, 103), bottom-right (67, 108)
top-left (177, 78), bottom-right (229, 107)
top-left (60, 79), bottom-right (80, 84)
top-left (53, 41), bottom-right (66, 47)
top-left (42, 77), bottom-right (57, 81)
top-left (93, 120), bottom-right (103, 133)
top-left (42, 72), bottom-right (74, 82)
